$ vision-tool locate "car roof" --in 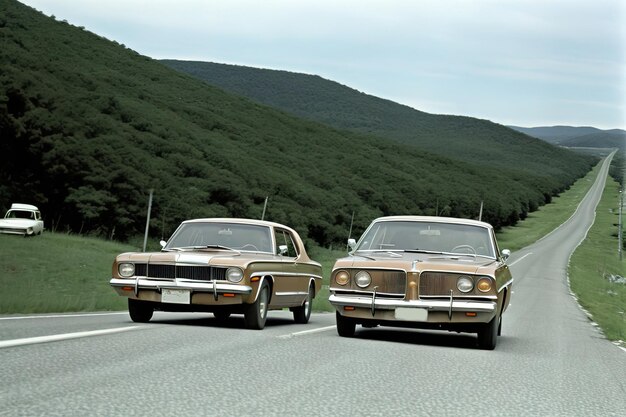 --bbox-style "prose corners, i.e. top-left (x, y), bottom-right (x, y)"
top-left (10, 203), bottom-right (39, 211)
top-left (181, 218), bottom-right (297, 233)
top-left (371, 215), bottom-right (493, 229)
